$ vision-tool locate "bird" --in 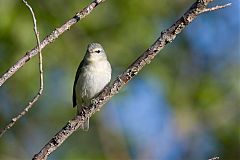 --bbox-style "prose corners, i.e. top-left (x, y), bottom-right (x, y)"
top-left (72, 43), bottom-right (112, 131)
